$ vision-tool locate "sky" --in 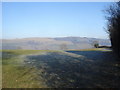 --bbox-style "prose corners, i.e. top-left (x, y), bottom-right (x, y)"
top-left (2, 2), bottom-right (113, 39)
